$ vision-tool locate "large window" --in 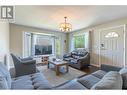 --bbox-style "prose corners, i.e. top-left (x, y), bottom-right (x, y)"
top-left (74, 35), bottom-right (85, 48)
top-left (23, 32), bottom-right (55, 57)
